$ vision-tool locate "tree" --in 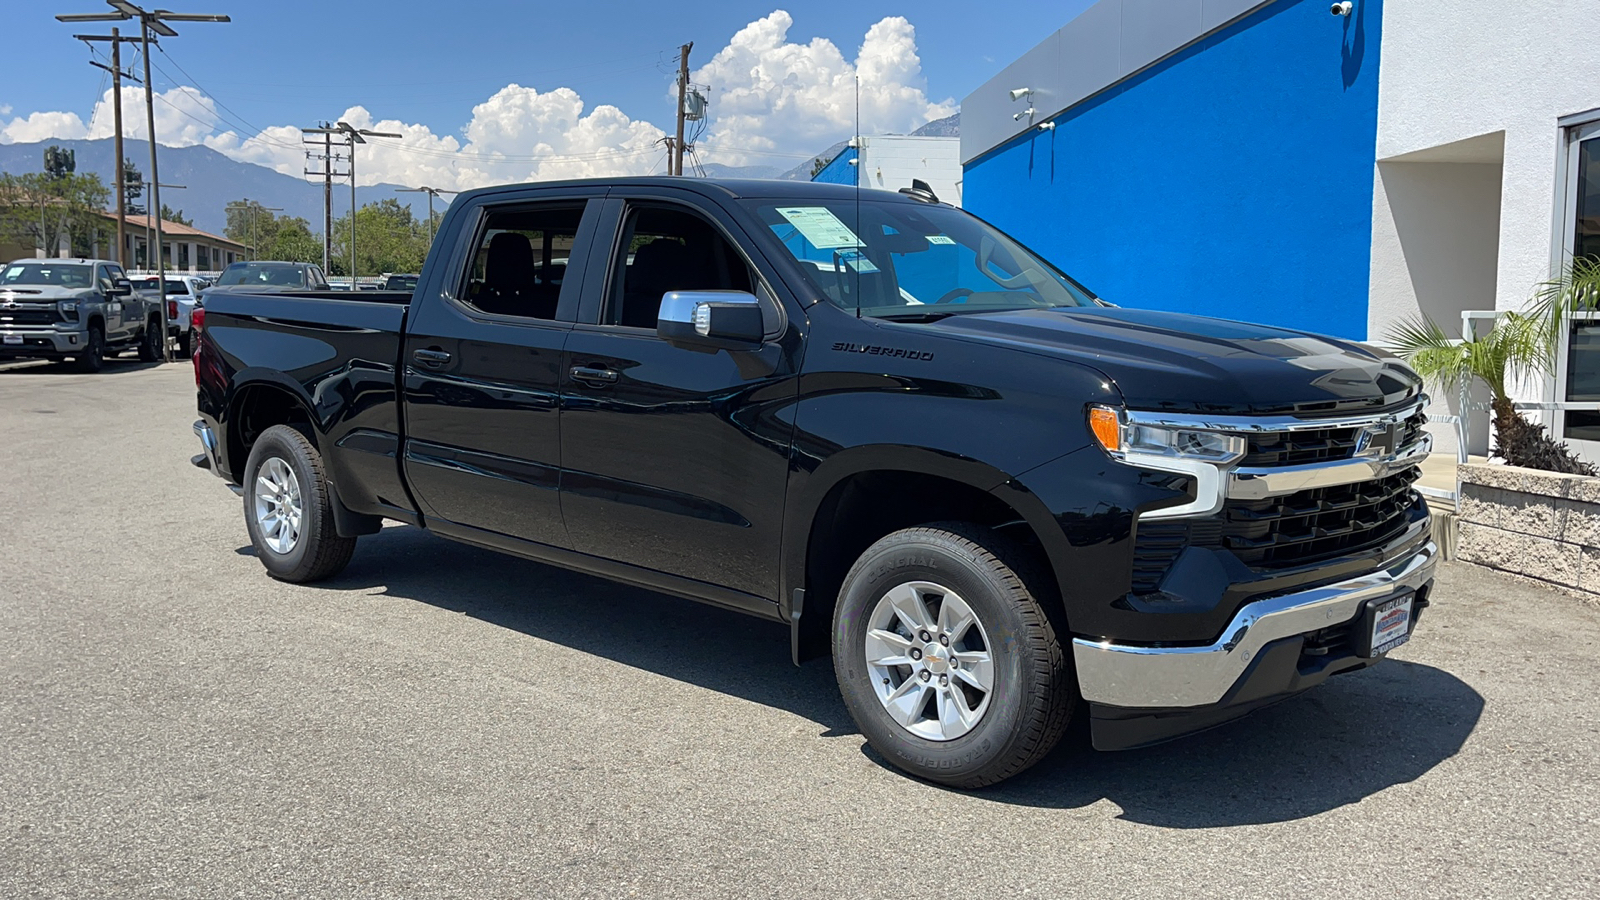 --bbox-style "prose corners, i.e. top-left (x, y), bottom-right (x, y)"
top-left (123, 159), bottom-right (145, 216)
top-left (1387, 256), bottom-right (1600, 475)
top-left (810, 156), bottom-right (829, 178)
top-left (160, 203), bottom-right (193, 227)
top-left (0, 170), bottom-right (112, 258)
top-left (331, 198), bottom-right (429, 277)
